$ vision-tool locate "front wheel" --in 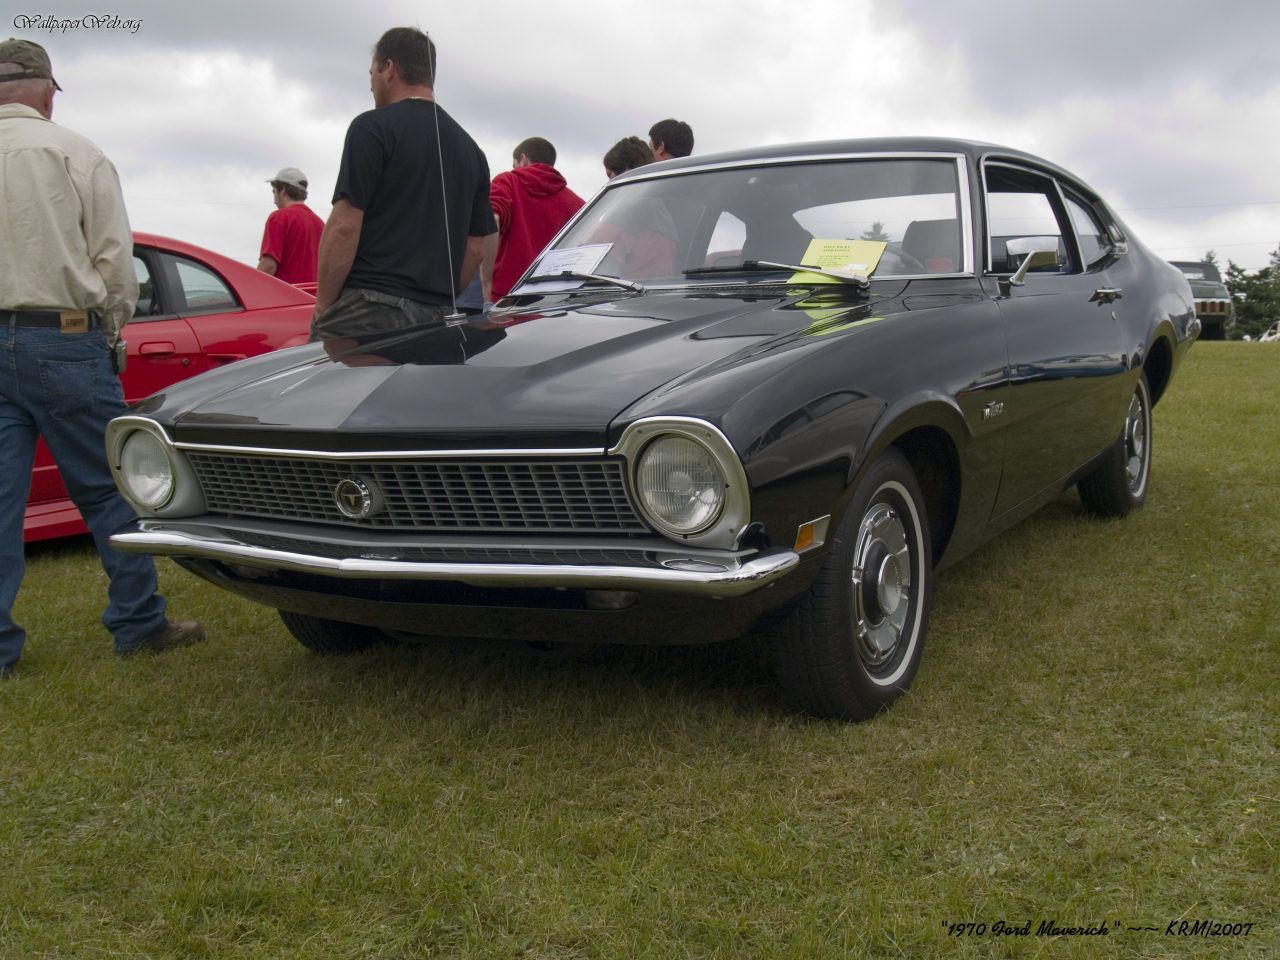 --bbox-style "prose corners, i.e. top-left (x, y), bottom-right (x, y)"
top-left (770, 448), bottom-right (933, 721)
top-left (1078, 374), bottom-right (1152, 517)
top-left (278, 610), bottom-right (386, 654)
